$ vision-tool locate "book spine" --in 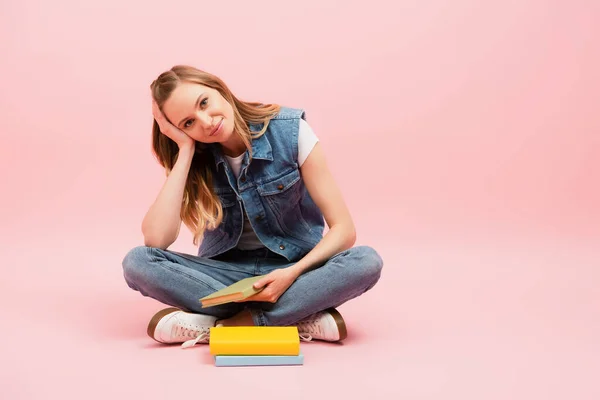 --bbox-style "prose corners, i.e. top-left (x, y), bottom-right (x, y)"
top-left (214, 354), bottom-right (304, 367)
top-left (210, 340), bottom-right (300, 356)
